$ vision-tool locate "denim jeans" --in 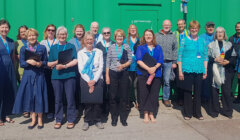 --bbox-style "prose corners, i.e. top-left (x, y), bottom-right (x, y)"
top-left (163, 62), bottom-right (172, 101)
